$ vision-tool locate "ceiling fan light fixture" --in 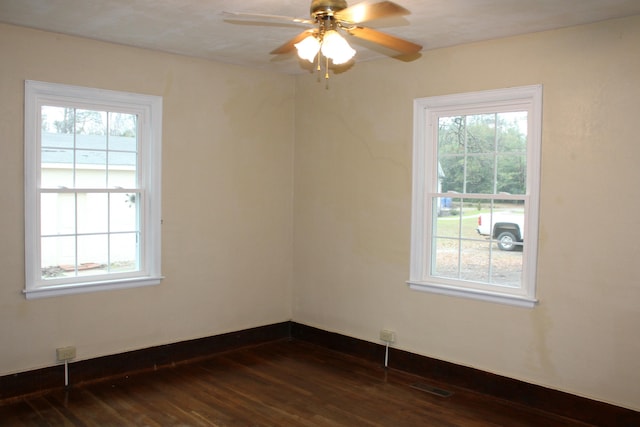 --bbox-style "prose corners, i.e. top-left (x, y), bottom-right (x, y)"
top-left (295, 35), bottom-right (321, 62)
top-left (231, 0), bottom-right (423, 76)
top-left (320, 30), bottom-right (355, 65)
